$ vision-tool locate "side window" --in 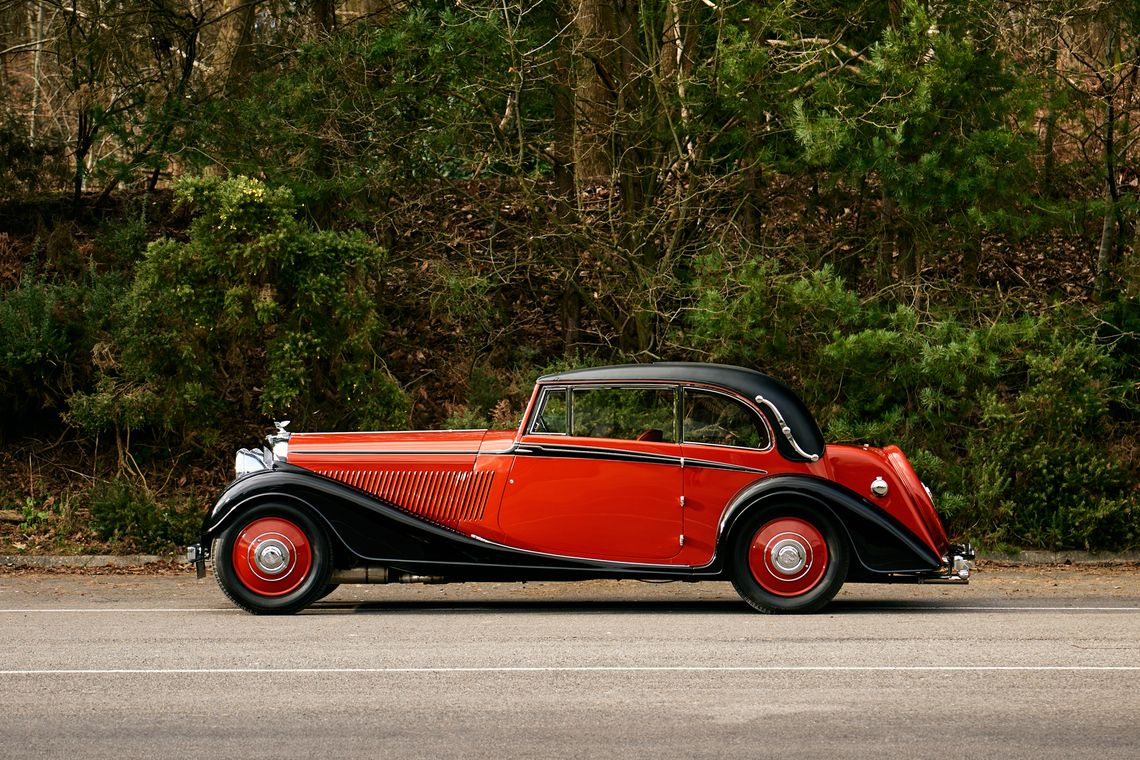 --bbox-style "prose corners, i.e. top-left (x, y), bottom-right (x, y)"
top-left (683, 390), bottom-right (770, 449)
top-left (571, 387), bottom-right (676, 442)
top-left (530, 389), bottom-right (568, 434)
